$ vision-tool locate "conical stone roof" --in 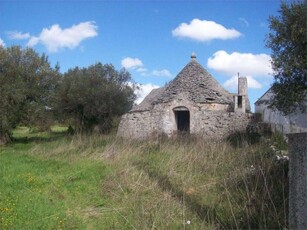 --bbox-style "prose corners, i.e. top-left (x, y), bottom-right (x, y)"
top-left (132, 54), bottom-right (233, 112)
